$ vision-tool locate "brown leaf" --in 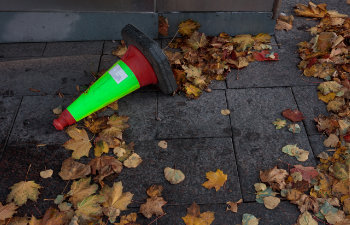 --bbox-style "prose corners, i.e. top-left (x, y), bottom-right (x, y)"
top-left (139, 196), bottom-right (167, 219)
top-left (41, 207), bottom-right (73, 225)
top-left (282, 109), bottom-right (305, 122)
top-left (89, 155), bottom-right (123, 183)
top-left (294, 2), bottom-right (327, 18)
top-left (275, 14), bottom-right (294, 31)
top-left (68, 177), bottom-right (98, 206)
top-left (226, 199), bottom-right (243, 213)
top-left (182, 202), bottom-right (215, 225)
top-left (158, 16), bottom-right (169, 37)
top-left (178, 19), bottom-right (200, 36)
top-left (112, 41), bottom-right (127, 58)
top-left (260, 166), bottom-right (288, 190)
top-left (58, 157), bottom-right (91, 180)
top-left (146, 185), bottom-right (163, 198)
top-left (0, 202), bottom-right (17, 221)
top-left (63, 126), bottom-right (92, 159)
